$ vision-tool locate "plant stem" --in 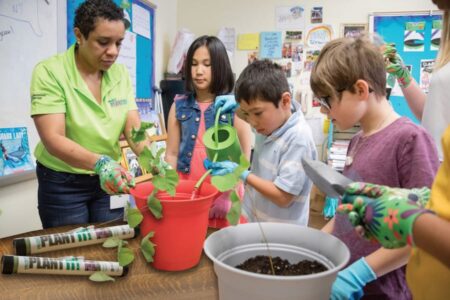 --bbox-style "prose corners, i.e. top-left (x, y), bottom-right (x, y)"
top-left (246, 185), bottom-right (275, 275)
